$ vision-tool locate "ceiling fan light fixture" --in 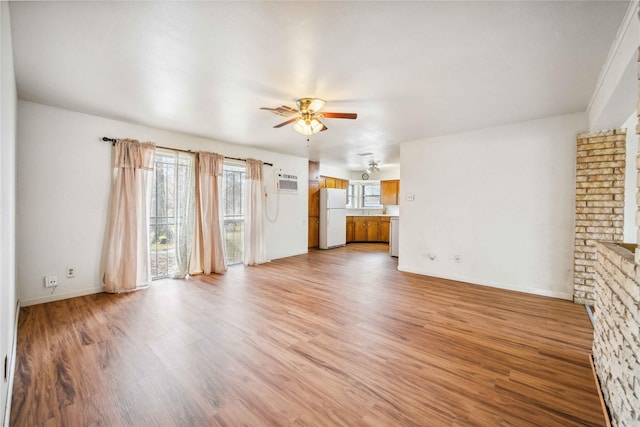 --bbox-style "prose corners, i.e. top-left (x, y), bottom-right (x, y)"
top-left (308, 98), bottom-right (326, 114)
top-left (367, 161), bottom-right (380, 173)
top-left (293, 119), bottom-right (312, 135)
top-left (310, 118), bottom-right (323, 133)
top-left (262, 97), bottom-right (356, 135)
top-left (293, 117), bottom-right (323, 135)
